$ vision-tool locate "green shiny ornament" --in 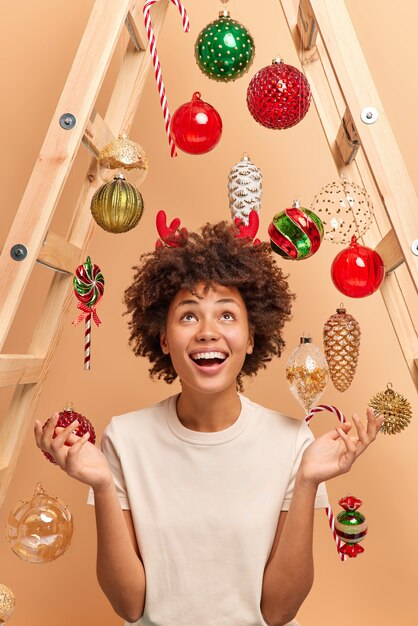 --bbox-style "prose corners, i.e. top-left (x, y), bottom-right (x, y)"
top-left (90, 175), bottom-right (144, 234)
top-left (195, 10), bottom-right (255, 82)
